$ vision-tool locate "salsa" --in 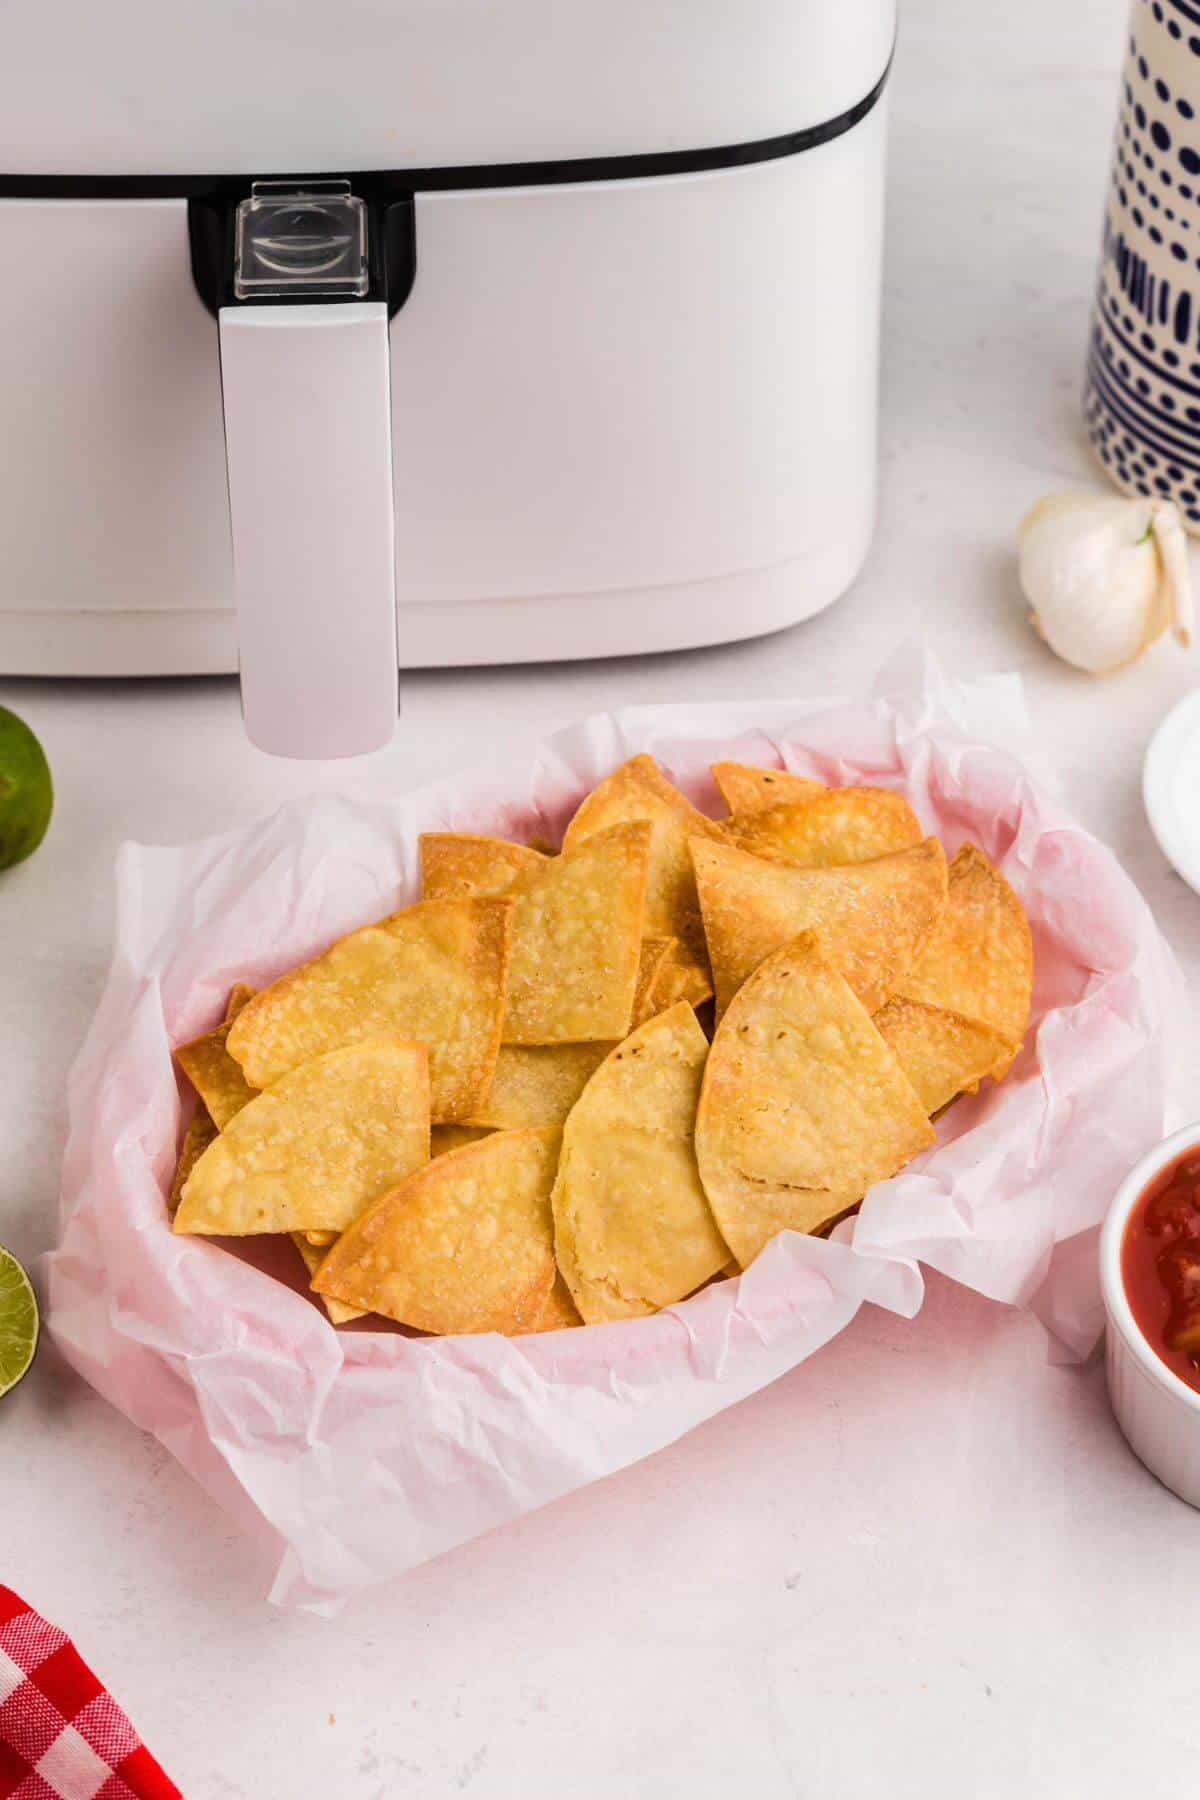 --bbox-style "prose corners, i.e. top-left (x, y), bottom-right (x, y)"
top-left (1121, 1147), bottom-right (1200, 1393)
